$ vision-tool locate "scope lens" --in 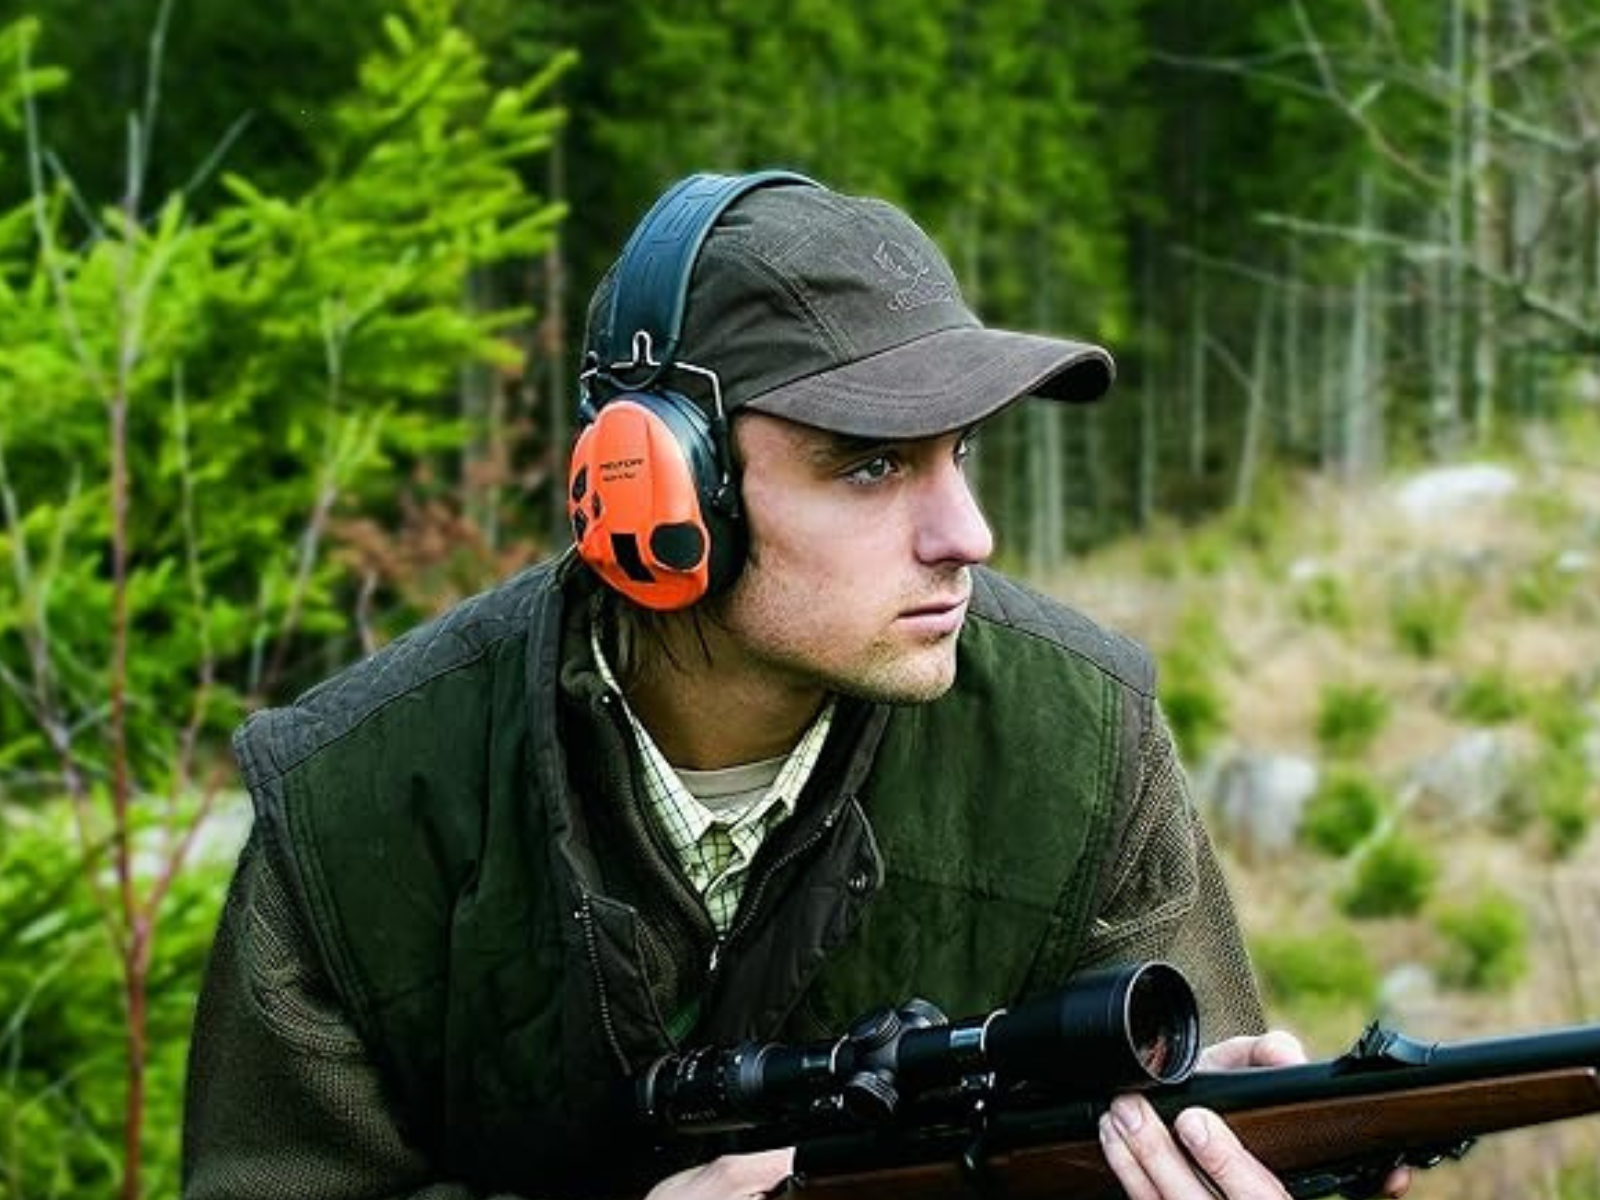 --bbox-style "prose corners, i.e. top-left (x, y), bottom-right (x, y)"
top-left (1126, 963), bottom-right (1199, 1083)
